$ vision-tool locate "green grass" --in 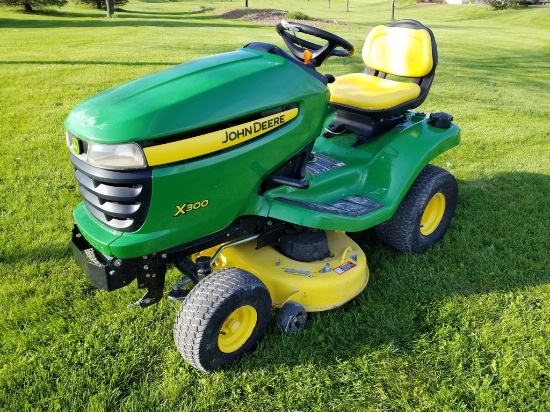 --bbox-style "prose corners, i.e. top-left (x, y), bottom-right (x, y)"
top-left (1, 0), bottom-right (549, 410)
